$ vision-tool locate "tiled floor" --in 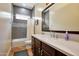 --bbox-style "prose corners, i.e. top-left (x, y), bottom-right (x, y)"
top-left (27, 48), bottom-right (33, 56)
top-left (11, 46), bottom-right (33, 56)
